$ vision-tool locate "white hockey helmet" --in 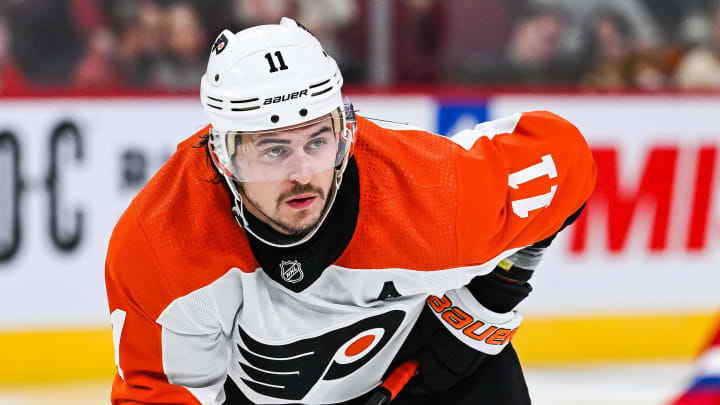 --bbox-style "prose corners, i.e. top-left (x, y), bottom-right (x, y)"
top-left (200, 18), bottom-right (356, 247)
